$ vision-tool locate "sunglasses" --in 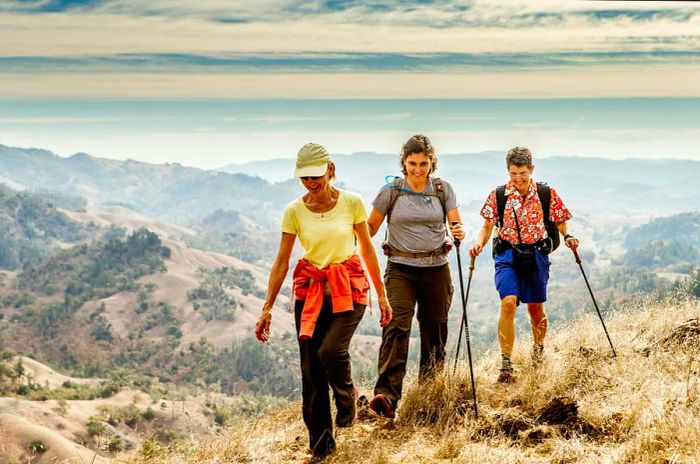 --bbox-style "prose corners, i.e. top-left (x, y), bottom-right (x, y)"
top-left (300, 175), bottom-right (323, 181)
